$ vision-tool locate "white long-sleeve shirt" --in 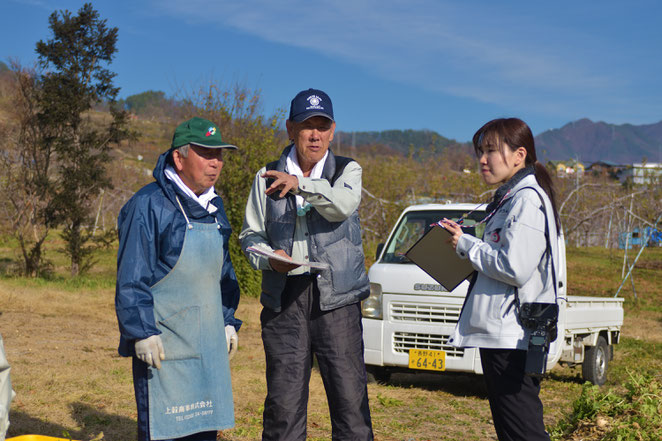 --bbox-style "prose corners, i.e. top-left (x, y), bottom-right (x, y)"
top-left (239, 160), bottom-right (363, 275)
